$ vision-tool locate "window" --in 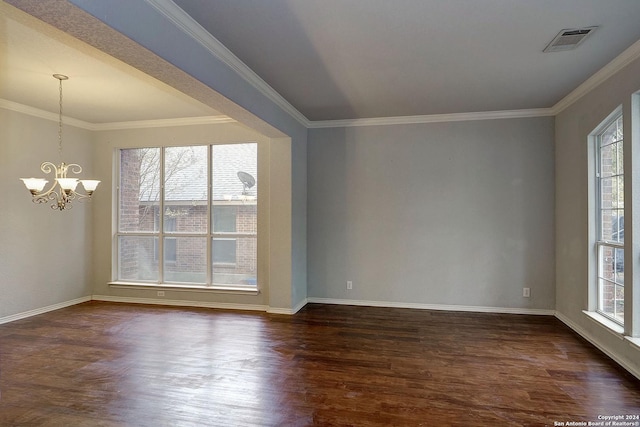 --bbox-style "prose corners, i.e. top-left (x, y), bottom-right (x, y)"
top-left (594, 114), bottom-right (624, 325)
top-left (116, 143), bottom-right (257, 288)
